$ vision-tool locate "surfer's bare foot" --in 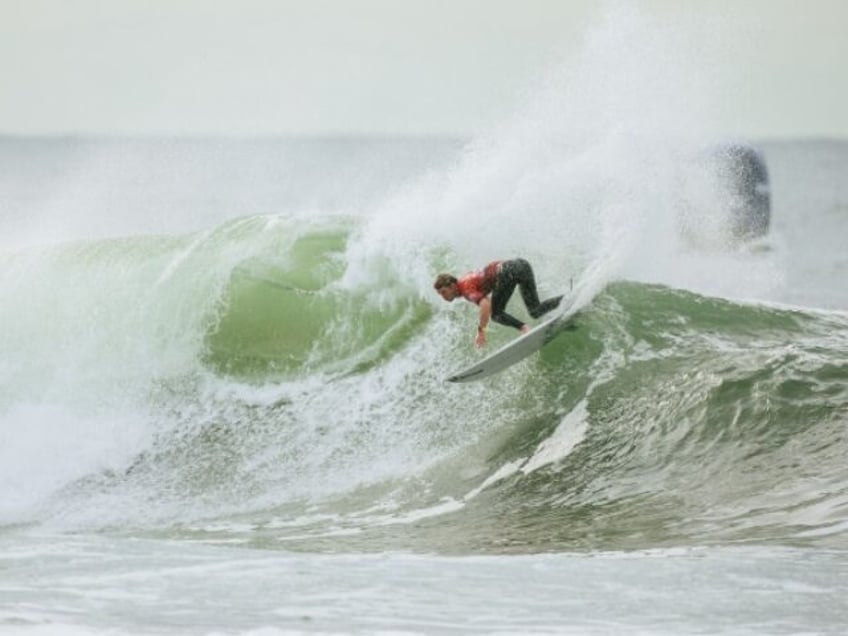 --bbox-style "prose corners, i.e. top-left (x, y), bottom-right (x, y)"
top-left (520, 325), bottom-right (531, 334)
